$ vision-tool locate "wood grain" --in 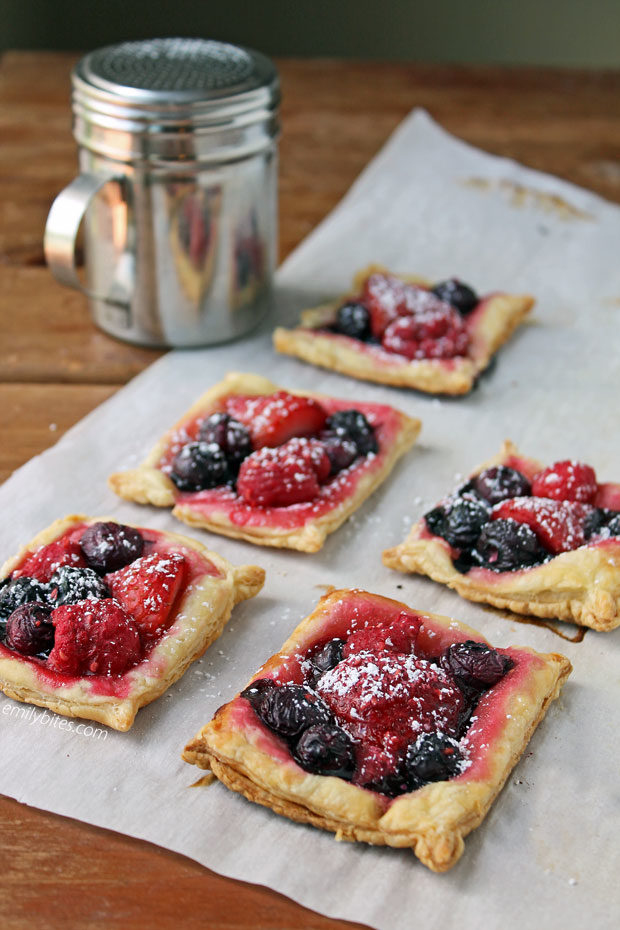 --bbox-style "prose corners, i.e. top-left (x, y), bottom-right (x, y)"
top-left (1, 49), bottom-right (620, 930)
